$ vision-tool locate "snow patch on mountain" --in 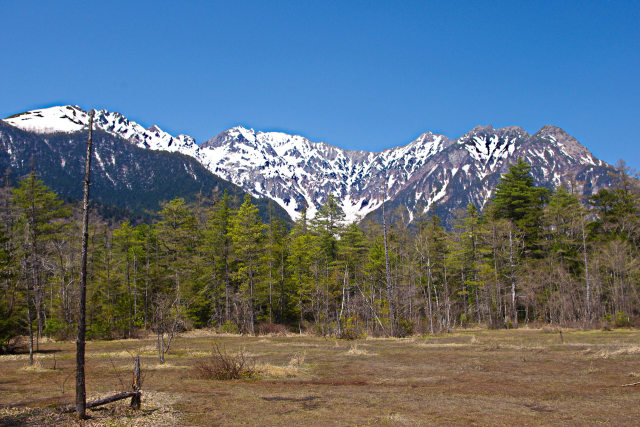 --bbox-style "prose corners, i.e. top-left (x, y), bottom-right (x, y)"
top-left (3, 106), bottom-right (613, 224)
top-left (4, 105), bottom-right (199, 158)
